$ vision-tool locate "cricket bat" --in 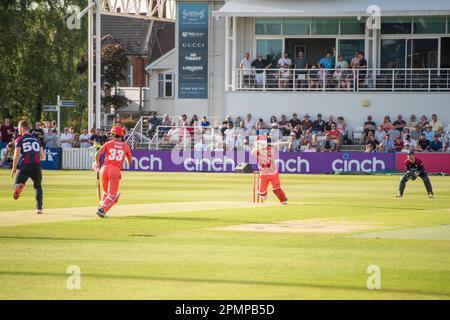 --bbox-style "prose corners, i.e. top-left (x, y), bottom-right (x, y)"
top-left (96, 172), bottom-right (101, 201)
